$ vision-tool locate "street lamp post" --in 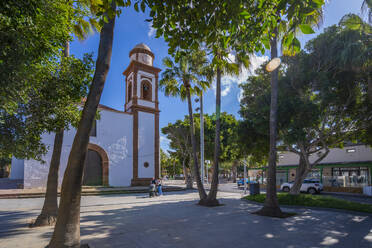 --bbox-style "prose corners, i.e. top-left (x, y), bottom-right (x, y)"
top-left (243, 160), bottom-right (247, 195)
top-left (200, 93), bottom-right (204, 184)
top-left (206, 160), bottom-right (210, 184)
